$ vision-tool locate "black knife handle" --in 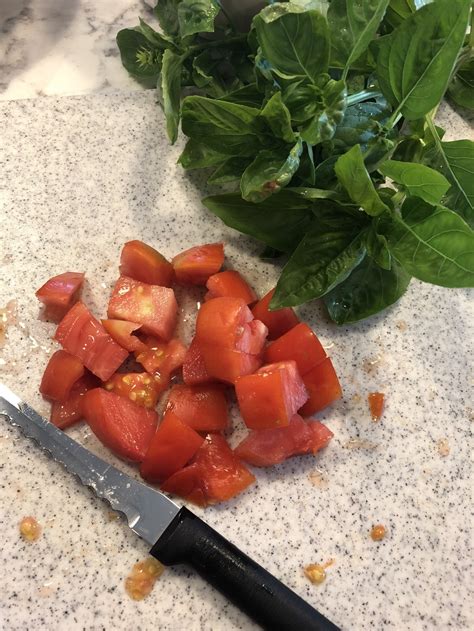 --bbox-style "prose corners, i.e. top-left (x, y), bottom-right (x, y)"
top-left (151, 507), bottom-right (339, 631)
